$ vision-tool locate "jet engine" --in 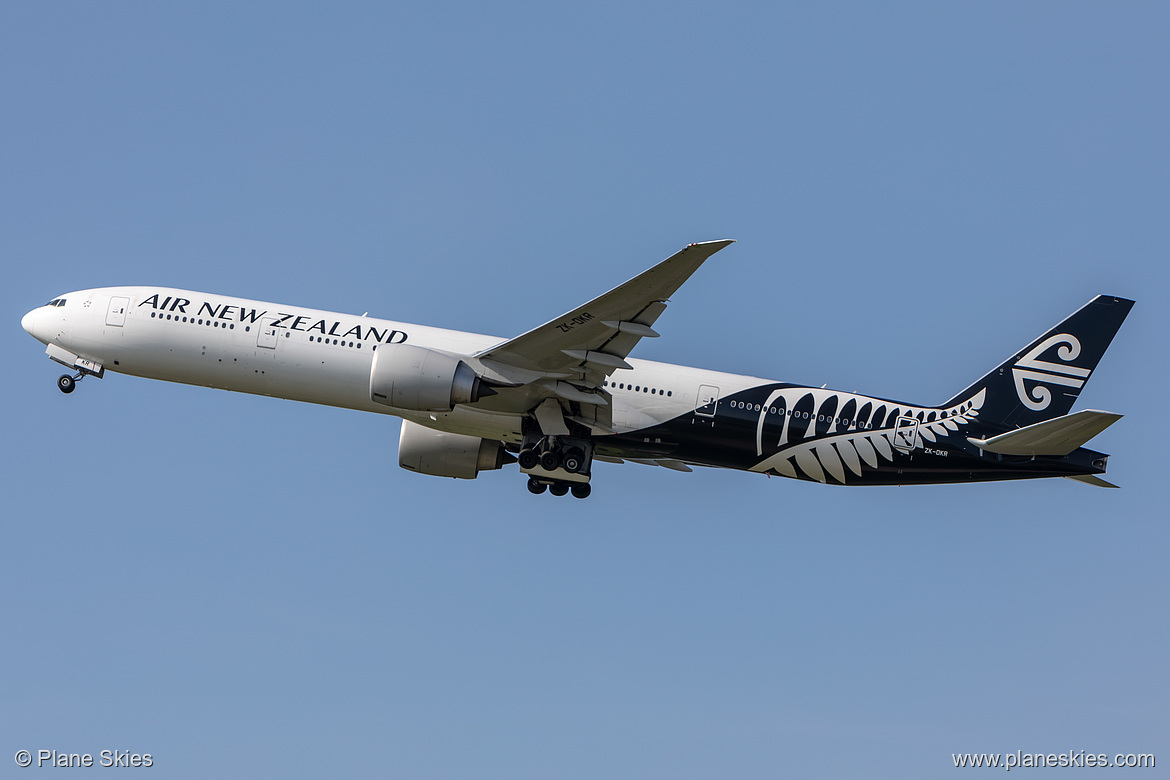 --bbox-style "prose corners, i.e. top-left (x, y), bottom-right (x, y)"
top-left (370, 343), bottom-right (493, 411)
top-left (398, 420), bottom-right (514, 479)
